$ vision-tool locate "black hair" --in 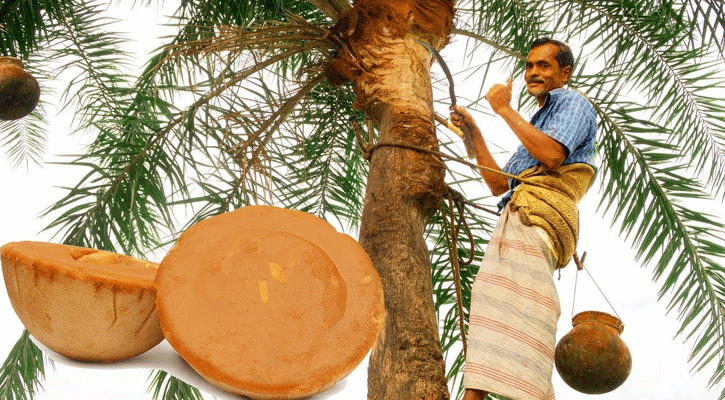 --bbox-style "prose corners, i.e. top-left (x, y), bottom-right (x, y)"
top-left (530, 37), bottom-right (575, 71)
